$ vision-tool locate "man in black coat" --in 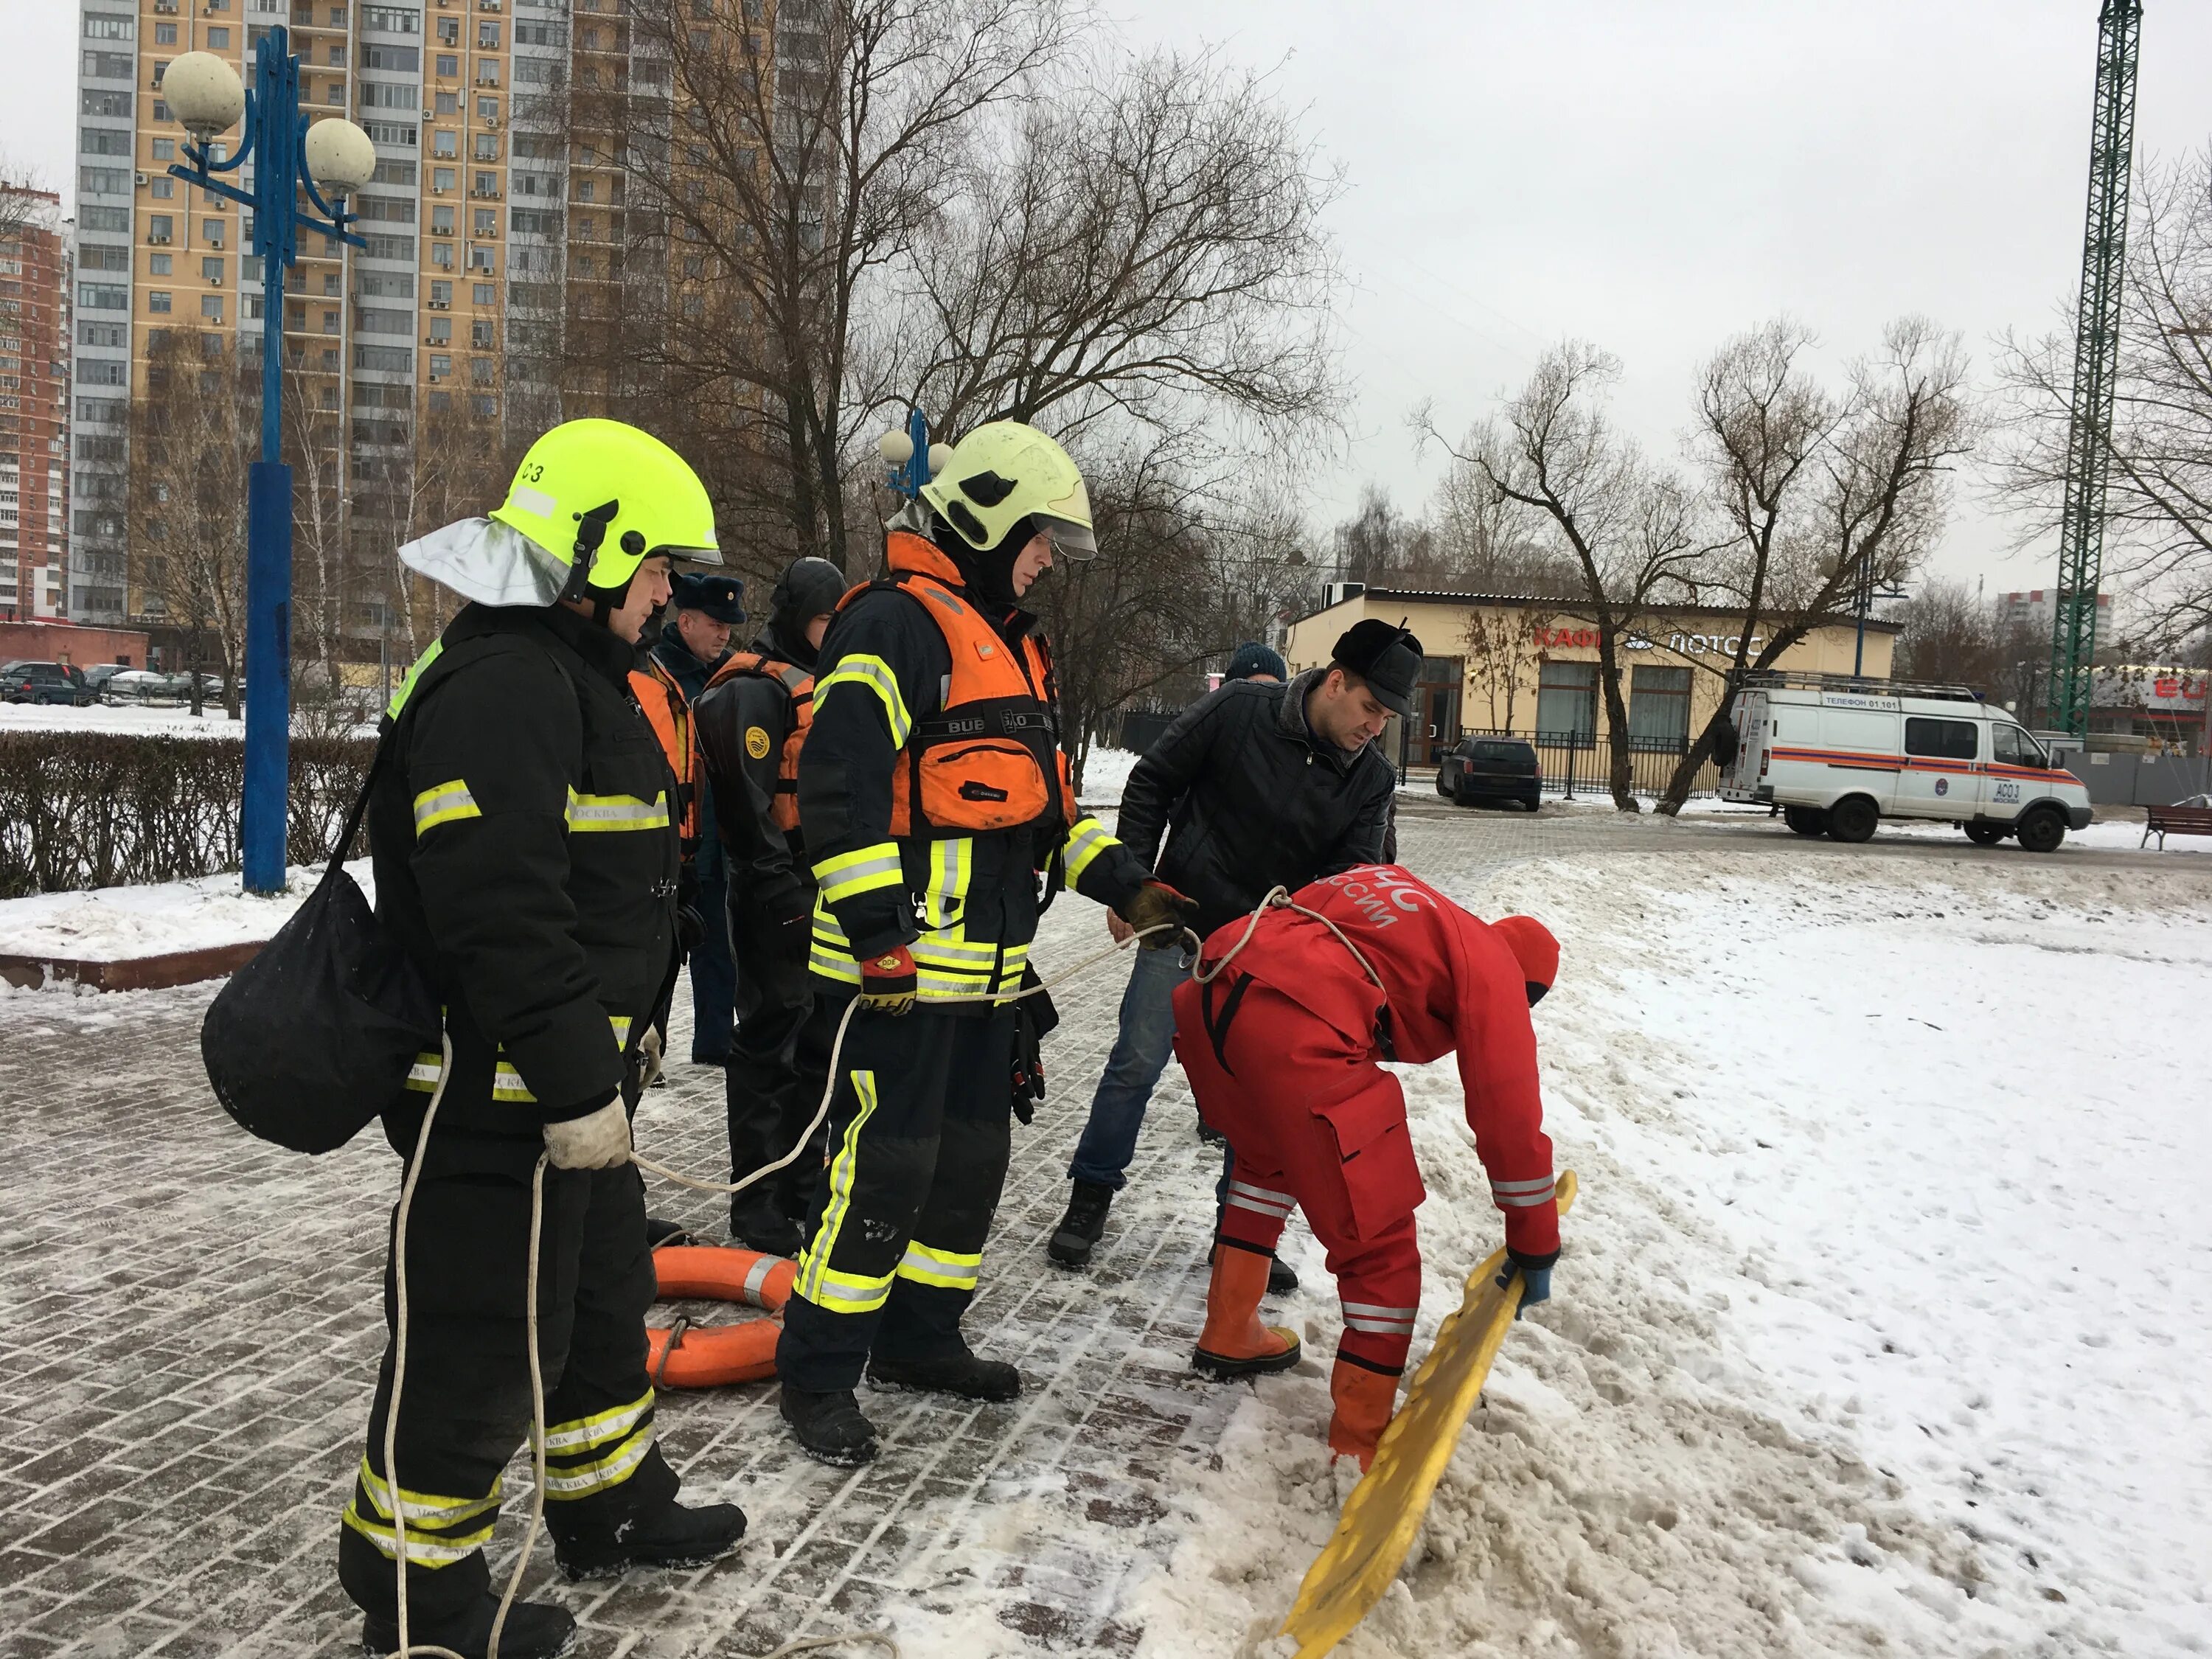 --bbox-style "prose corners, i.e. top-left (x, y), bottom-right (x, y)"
top-left (1048, 620), bottom-right (1420, 1270)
